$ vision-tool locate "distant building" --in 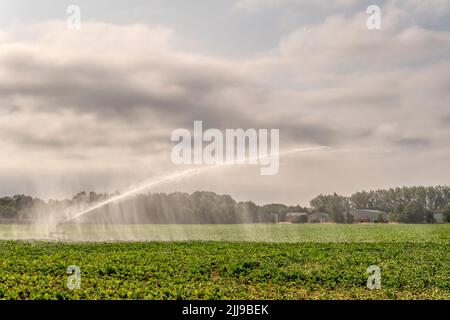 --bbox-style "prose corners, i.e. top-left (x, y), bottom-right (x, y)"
top-left (351, 209), bottom-right (387, 223)
top-left (308, 212), bottom-right (330, 223)
top-left (285, 212), bottom-right (308, 223)
top-left (433, 213), bottom-right (444, 224)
